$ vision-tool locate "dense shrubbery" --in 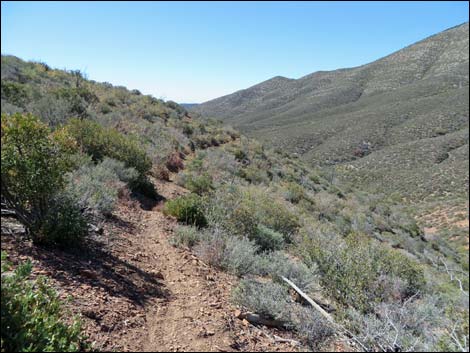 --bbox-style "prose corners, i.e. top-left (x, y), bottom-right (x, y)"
top-left (1, 80), bottom-right (29, 107)
top-left (221, 236), bottom-right (260, 276)
top-left (256, 251), bottom-right (317, 291)
top-left (182, 173), bottom-right (214, 195)
top-left (1, 113), bottom-right (87, 245)
top-left (163, 194), bottom-right (207, 227)
top-left (232, 279), bottom-right (291, 321)
top-left (208, 185), bottom-right (299, 243)
top-left (303, 232), bottom-right (426, 312)
top-left (250, 225), bottom-right (285, 252)
top-left (232, 279), bottom-right (333, 349)
top-left (171, 225), bottom-right (199, 248)
top-left (52, 86), bottom-right (98, 118)
top-left (66, 158), bottom-right (137, 216)
top-left (36, 195), bottom-right (88, 246)
top-left (64, 118), bottom-right (157, 197)
top-left (1, 253), bottom-right (86, 352)
top-left (65, 118), bottom-right (151, 177)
